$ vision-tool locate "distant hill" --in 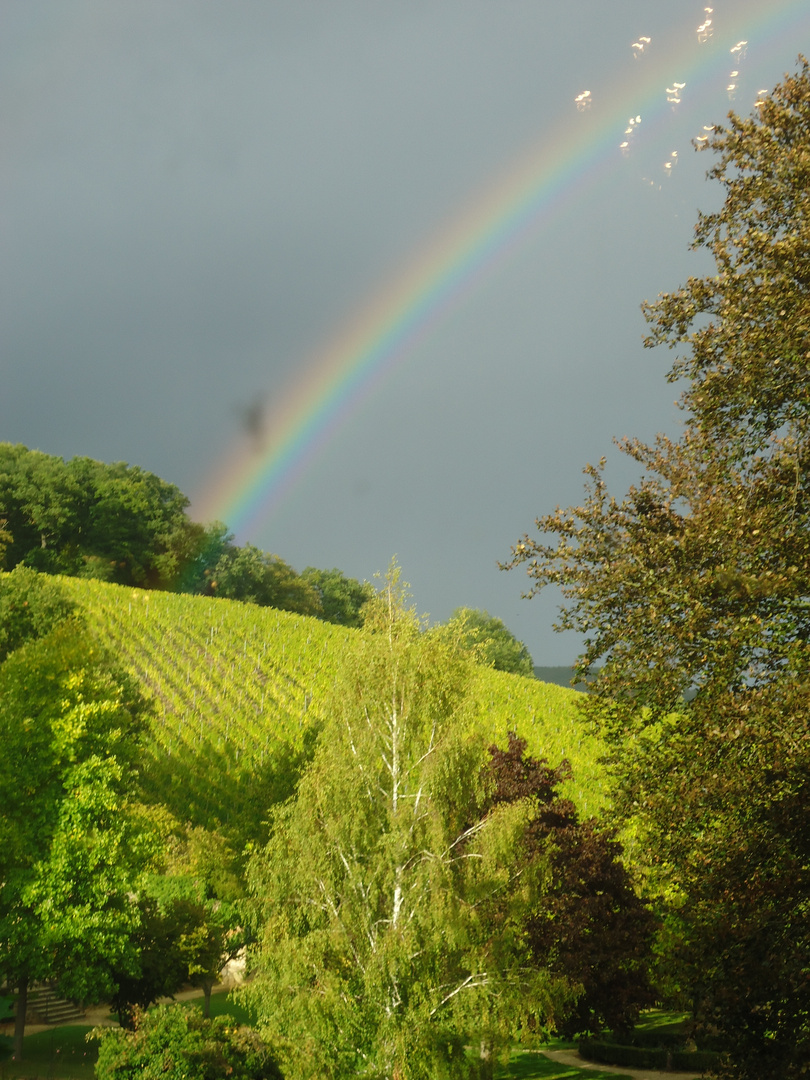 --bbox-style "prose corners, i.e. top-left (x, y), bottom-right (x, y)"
top-left (534, 666), bottom-right (602, 693)
top-left (57, 577), bottom-right (607, 844)
top-left (534, 666), bottom-right (578, 689)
